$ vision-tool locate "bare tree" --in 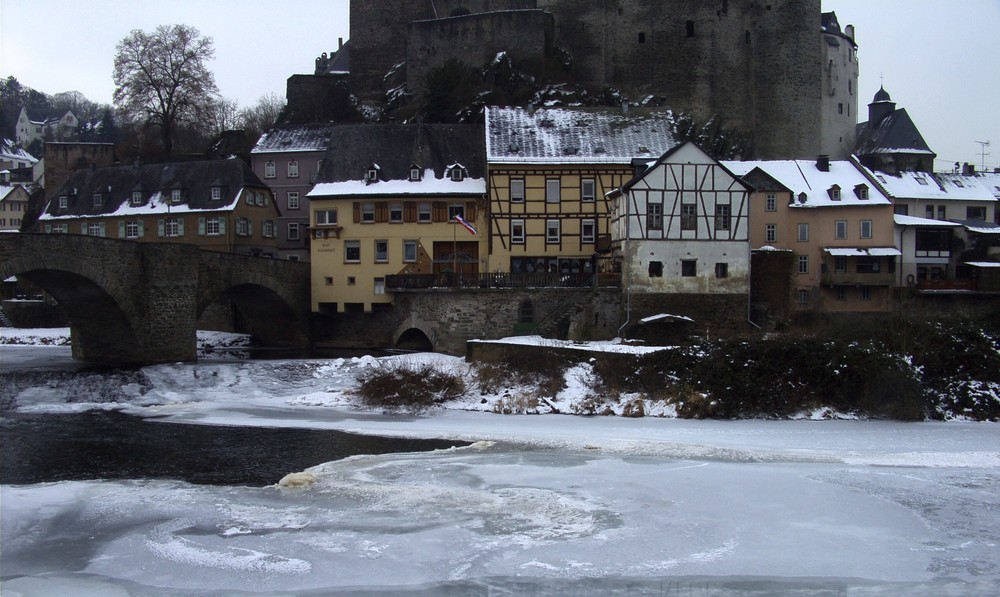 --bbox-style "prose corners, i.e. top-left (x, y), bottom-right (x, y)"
top-left (238, 93), bottom-right (287, 141)
top-left (113, 24), bottom-right (219, 155)
top-left (208, 97), bottom-right (242, 138)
